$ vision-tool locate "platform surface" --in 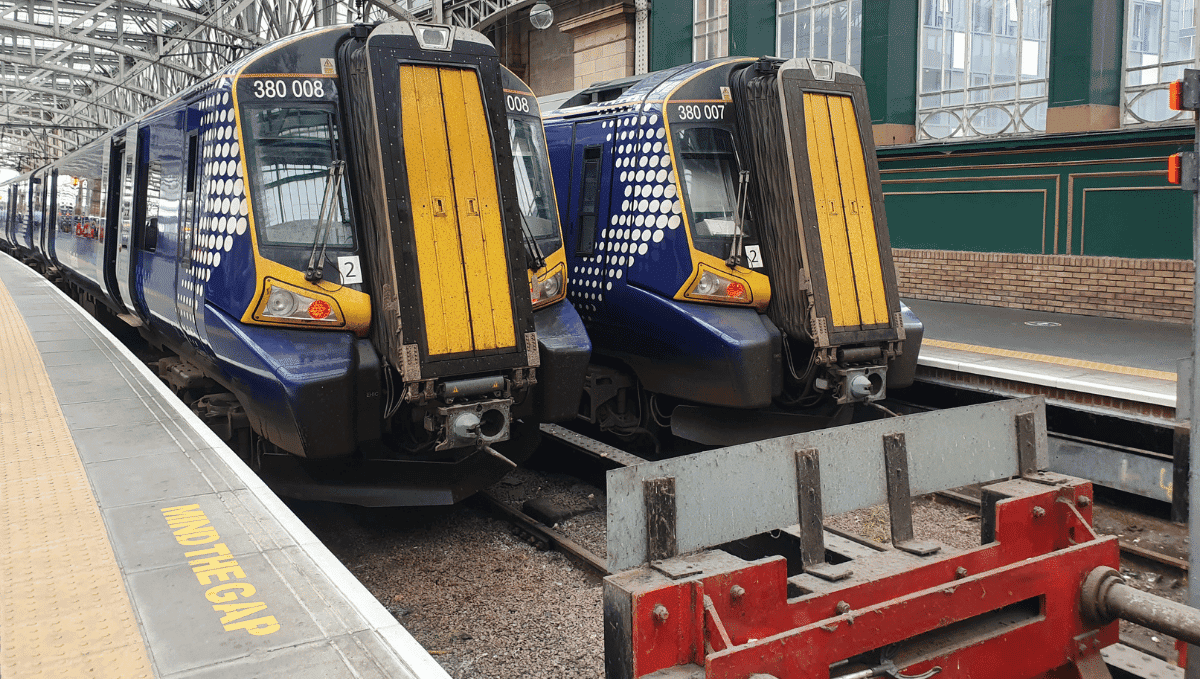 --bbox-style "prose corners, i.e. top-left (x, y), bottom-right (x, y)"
top-left (0, 253), bottom-right (450, 678)
top-left (904, 299), bottom-right (1186, 409)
